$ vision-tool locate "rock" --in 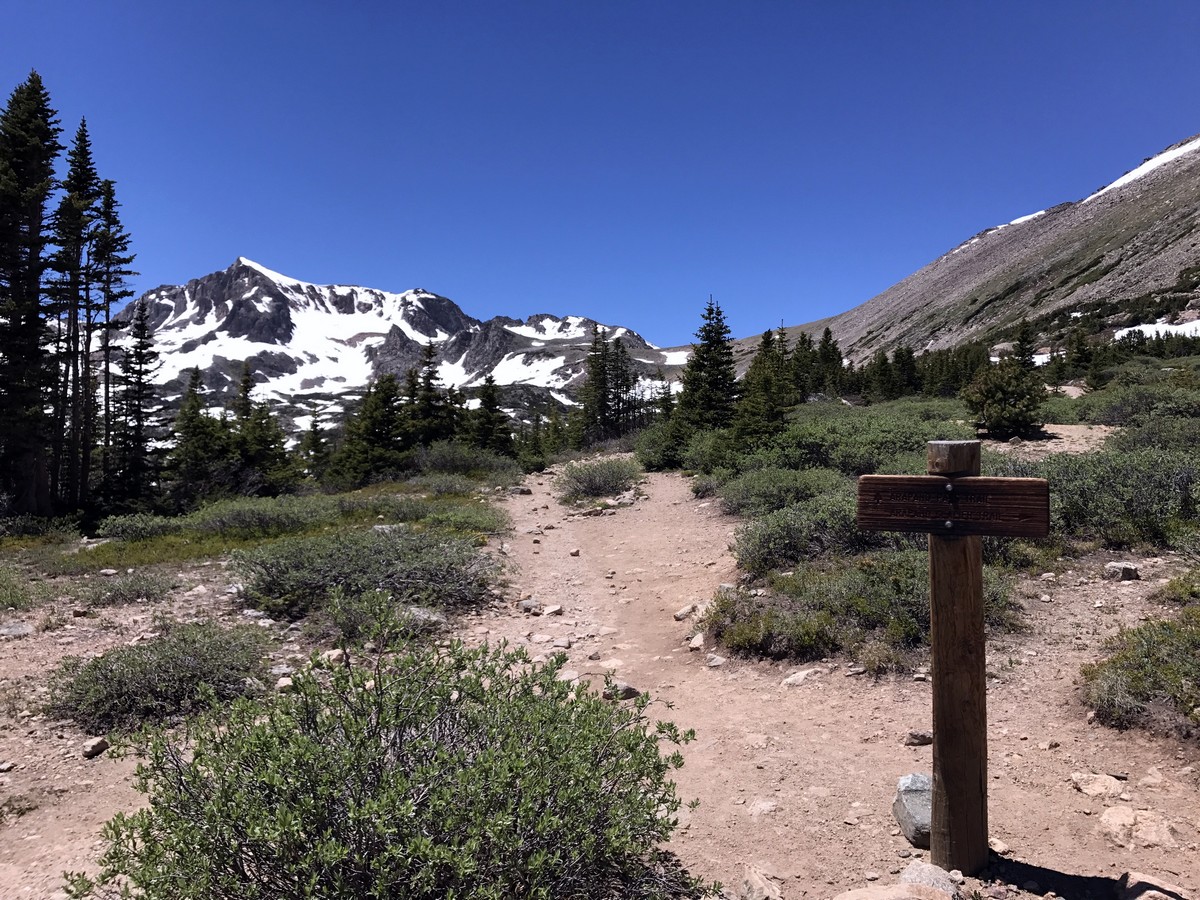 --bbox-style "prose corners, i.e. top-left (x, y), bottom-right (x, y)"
top-left (0, 622), bottom-right (33, 637)
top-left (737, 864), bottom-right (783, 900)
top-left (987, 837), bottom-right (1010, 855)
top-left (82, 737), bottom-right (109, 759)
top-left (782, 668), bottom-right (823, 686)
top-left (587, 651), bottom-right (601, 660)
top-left (706, 653), bottom-right (727, 667)
top-left (269, 664), bottom-right (293, 676)
top-left (893, 773), bottom-right (932, 849)
top-left (904, 730), bottom-right (933, 746)
top-left (71, 607), bottom-right (89, 618)
top-left (543, 604), bottom-right (563, 616)
top-left (674, 604), bottom-right (696, 621)
top-left (1070, 771), bottom-right (1123, 798)
top-left (0, 761), bottom-right (13, 773)
top-left (510, 486), bottom-right (532, 495)
top-left (569, 548), bottom-right (581, 557)
top-left (900, 860), bottom-right (958, 897)
top-left (99, 568), bottom-right (119, 576)
top-left (321, 648), bottom-right (347, 666)
top-left (519, 598), bottom-right (543, 615)
top-left (275, 676), bottom-right (294, 692)
top-left (405, 606), bottom-right (447, 628)
top-left (1104, 561), bottom-right (1140, 581)
top-left (748, 799), bottom-right (778, 817)
top-left (689, 633), bottom-right (705, 651)
top-left (1101, 806), bottom-right (1180, 849)
top-left (552, 636), bottom-right (573, 649)
top-left (602, 681), bottom-right (640, 701)
top-left (529, 634), bottom-right (553, 644)
top-left (831, 886), bottom-right (952, 900)
top-left (1117, 871), bottom-right (1194, 900)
